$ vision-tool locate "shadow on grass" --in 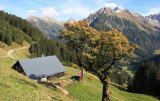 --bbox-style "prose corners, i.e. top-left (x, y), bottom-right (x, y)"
top-left (0, 82), bottom-right (10, 88)
top-left (11, 76), bottom-right (38, 88)
top-left (154, 96), bottom-right (160, 100)
top-left (110, 83), bottom-right (127, 91)
top-left (39, 82), bottom-right (57, 90)
top-left (51, 96), bottom-right (62, 101)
